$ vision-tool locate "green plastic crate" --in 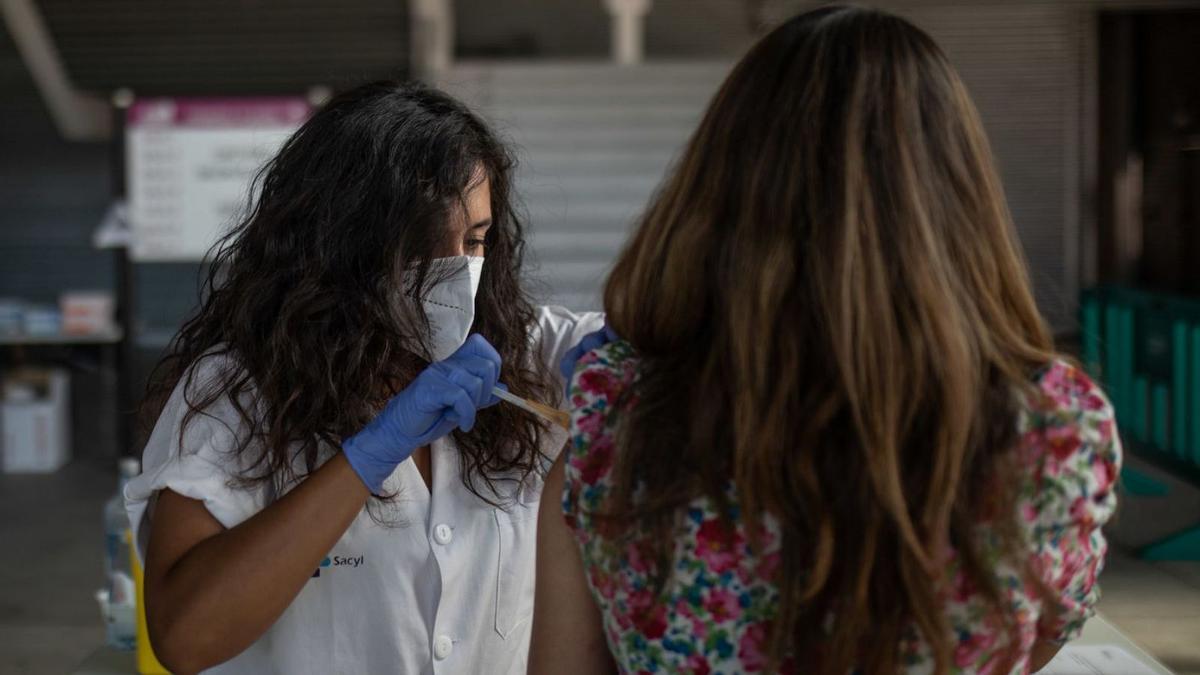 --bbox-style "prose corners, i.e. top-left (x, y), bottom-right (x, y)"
top-left (1081, 286), bottom-right (1200, 468)
top-left (1081, 286), bottom-right (1200, 560)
